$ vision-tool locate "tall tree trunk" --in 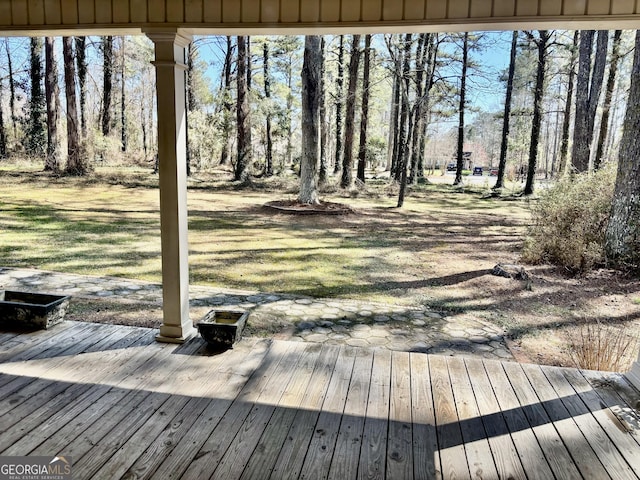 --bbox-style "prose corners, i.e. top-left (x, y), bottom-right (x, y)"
top-left (300, 36), bottom-right (321, 204)
top-left (235, 35), bottom-right (252, 182)
top-left (408, 33), bottom-right (428, 184)
top-left (397, 33), bottom-right (413, 207)
top-left (340, 35), bottom-right (361, 188)
top-left (494, 31), bottom-right (518, 190)
top-left (5, 40), bottom-right (17, 141)
top-left (220, 36), bottom-right (233, 165)
top-left (389, 46), bottom-right (407, 181)
top-left (102, 36), bottom-right (113, 137)
top-left (605, 30), bottom-right (640, 269)
top-left (0, 81), bottom-right (6, 158)
top-left (319, 37), bottom-right (328, 185)
top-left (75, 37), bottom-right (87, 137)
top-left (572, 30), bottom-right (608, 172)
top-left (44, 37), bottom-right (60, 172)
top-left (120, 37), bottom-right (127, 153)
top-left (594, 30), bottom-right (622, 171)
top-left (357, 34), bottom-right (372, 183)
top-left (524, 31), bottom-right (550, 196)
top-left (285, 54), bottom-right (294, 169)
top-left (27, 37), bottom-right (46, 157)
top-left (263, 39), bottom-right (273, 177)
top-left (387, 69), bottom-right (400, 172)
top-left (417, 34), bottom-right (437, 178)
top-left (558, 31), bottom-right (579, 176)
top-left (63, 37), bottom-right (84, 175)
top-left (334, 35), bottom-right (345, 174)
top-left (453, 32), bottom-right (469, 186)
